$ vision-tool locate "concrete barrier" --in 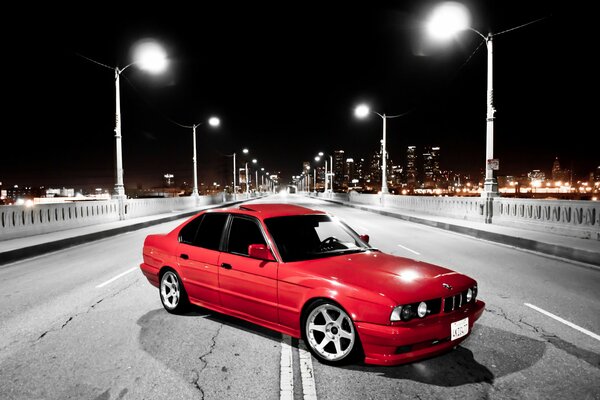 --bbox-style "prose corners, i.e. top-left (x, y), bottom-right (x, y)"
top-left (493, 198), bottom-right (600, 240)
top-left (0, 193), bottom-right (233, 241)
top-left (313, 192), bottom-right (600, 240)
